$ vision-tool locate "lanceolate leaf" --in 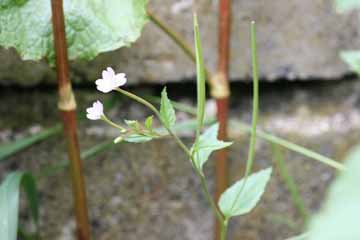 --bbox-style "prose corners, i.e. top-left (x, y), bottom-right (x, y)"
top-left (0, 172), bottom-right (39, 240)
top-left (0, 124), bottom-right (62, 161)
top-left (160, 87), bottom-right (176, 129)
top-left (0, 0), bottom-right (148, 63)
top-left (191, 123), bottom-right (232, 173)
top-left (218, 167), bottom-right (272, 218)
top-left (307, 146), bottom-right (360, 240)
top-left (145, 116), bottom-right (154, 130)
